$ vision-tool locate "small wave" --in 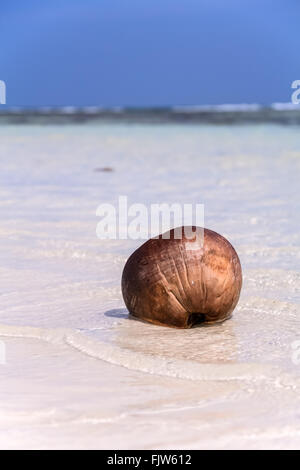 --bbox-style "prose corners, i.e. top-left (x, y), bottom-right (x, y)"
top-left (0, 322), bottom-right (283, 384)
